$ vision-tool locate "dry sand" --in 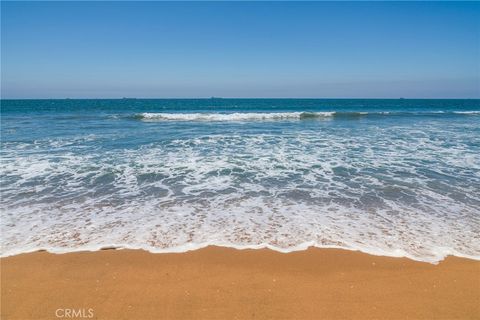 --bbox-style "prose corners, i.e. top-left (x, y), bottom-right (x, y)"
top-left (1, 246), bottom-right (479, 319)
